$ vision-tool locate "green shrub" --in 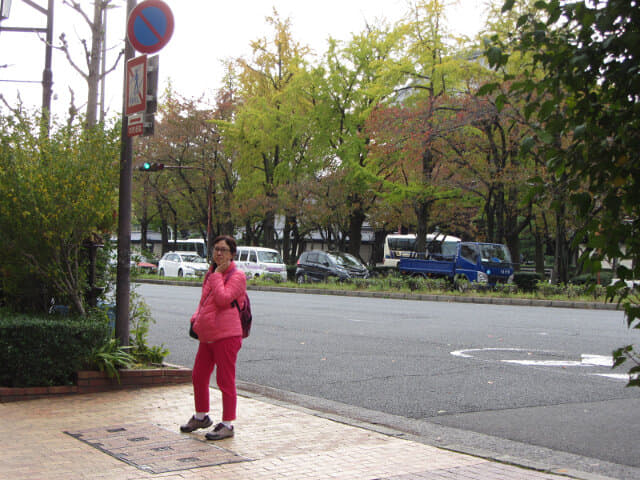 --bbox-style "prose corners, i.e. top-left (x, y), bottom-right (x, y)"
top-left (514, 272), bottom-right (542, 292)
top-left (369, 266), bottom-right (390, 277)
top-left (0, 309), bottom-right (110, 387)
top-left (570, 272), bottom-right (614, 286)
top-left (128, 288), bottom-right (168, 366)
top-left (86, 338), bottom-right (135, 381)
top-left (536, 281), bottom-right (565, 297)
